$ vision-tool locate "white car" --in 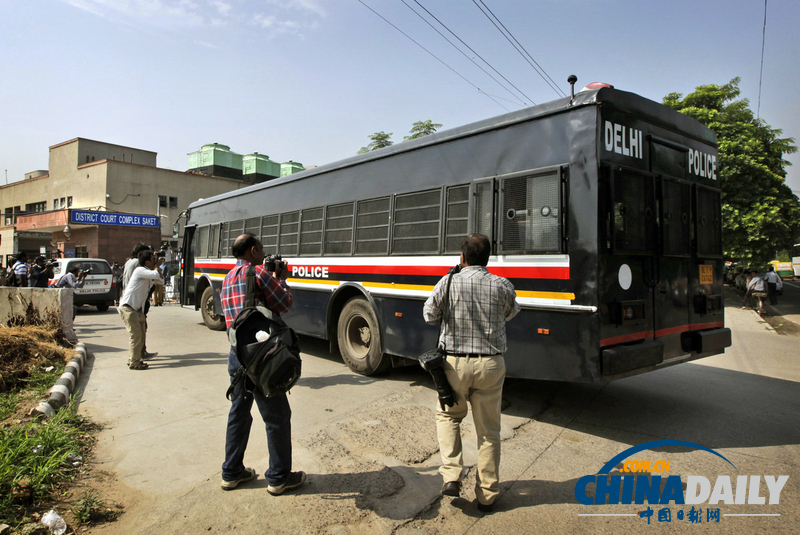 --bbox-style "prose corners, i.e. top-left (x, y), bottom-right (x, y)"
top-left (51, 258), bottom-right (115, 311)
